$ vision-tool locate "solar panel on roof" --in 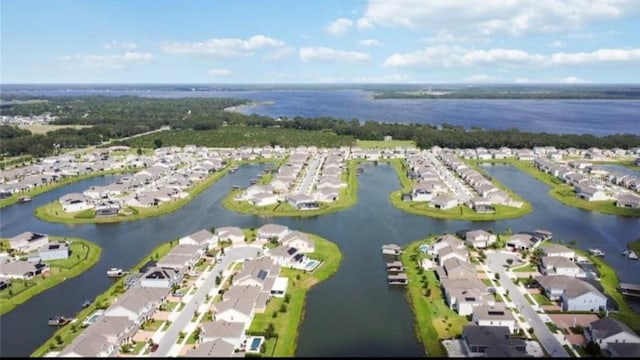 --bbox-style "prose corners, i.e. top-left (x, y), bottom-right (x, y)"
top-left (257, 269), bottom-right (268, 280)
